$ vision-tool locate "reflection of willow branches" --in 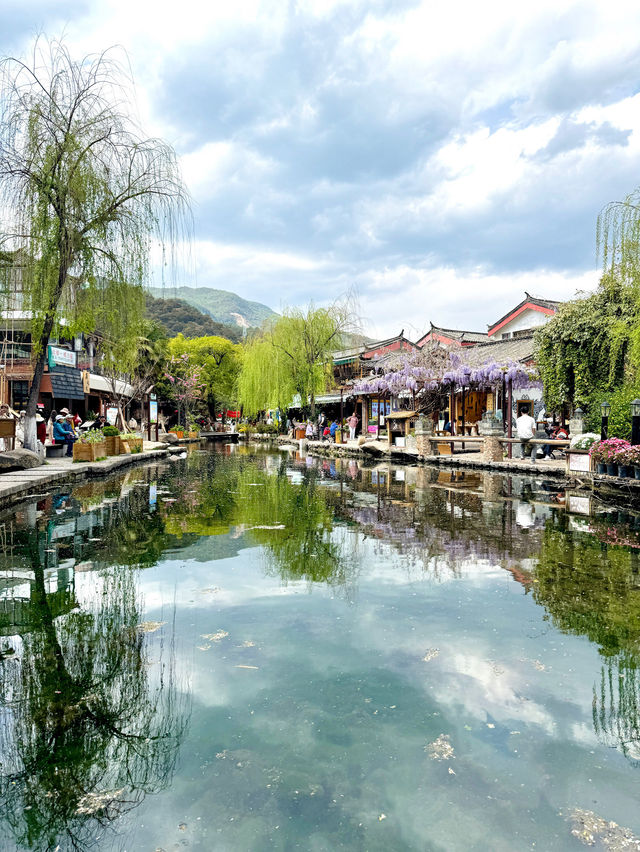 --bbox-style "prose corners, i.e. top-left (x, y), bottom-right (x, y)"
top-left (593, 654), bottom-right (640, 766)
top-left (0, 530), bottom-right (189, 852)
top-left (532, 522), bottom-right (640, 656)
top-left (235, 468), bottom-right (359, 590)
